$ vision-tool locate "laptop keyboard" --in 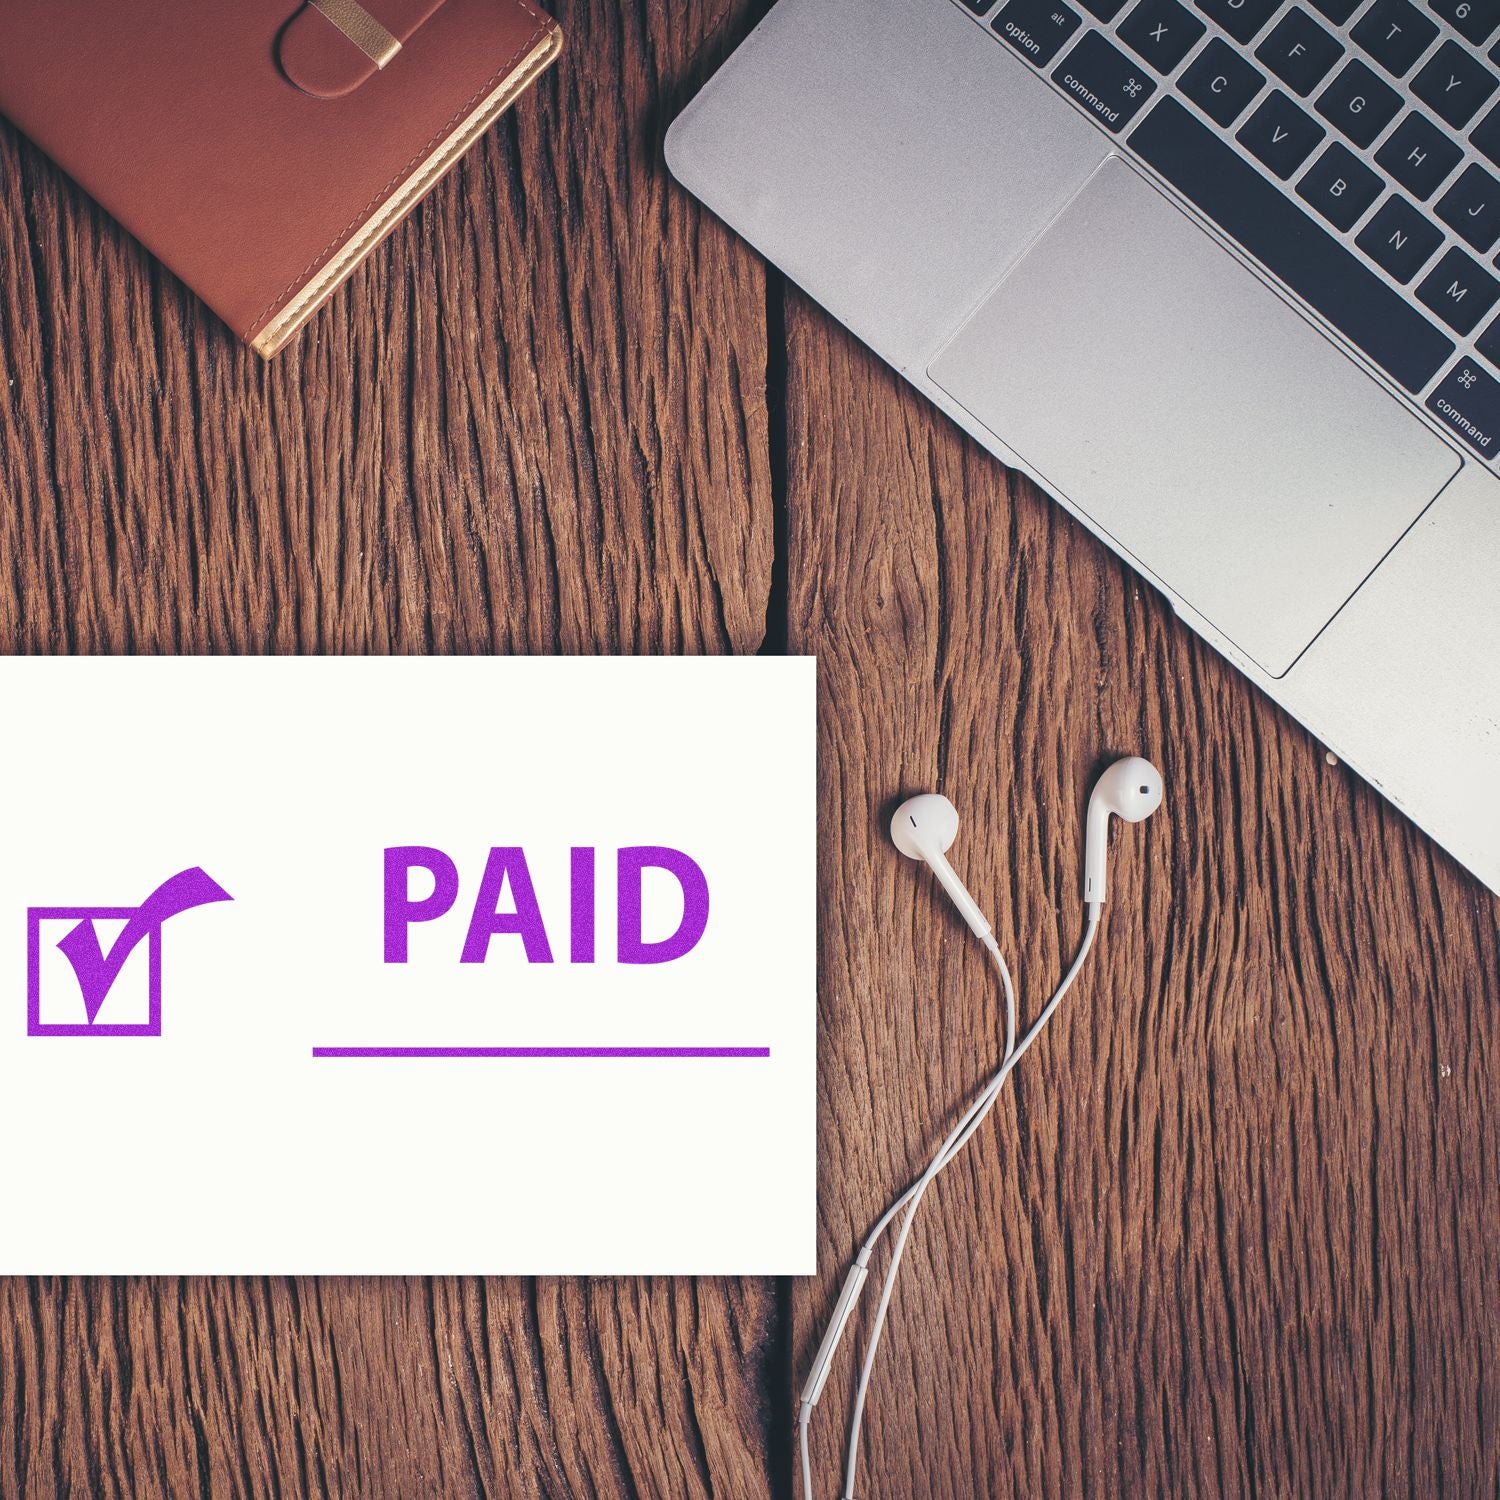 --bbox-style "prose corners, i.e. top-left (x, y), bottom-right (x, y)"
top-left (961, 0), bottom-right (1500, 459)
